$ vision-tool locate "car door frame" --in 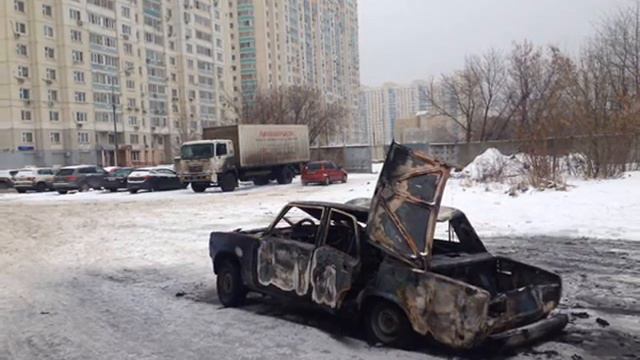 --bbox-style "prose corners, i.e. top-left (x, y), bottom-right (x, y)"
top-left (309, 207), bottom-right (361, 311)
top-left (255, 204), bottom-right (325, 301)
